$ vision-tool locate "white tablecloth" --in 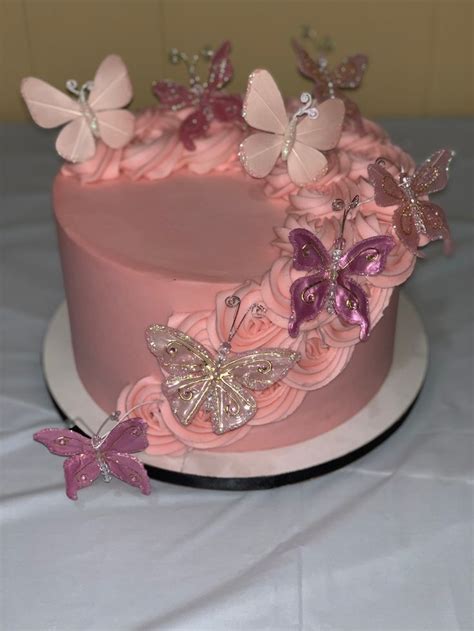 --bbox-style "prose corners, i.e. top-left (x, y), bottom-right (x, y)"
top-left (1, 120), bottom-right (473, 631)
